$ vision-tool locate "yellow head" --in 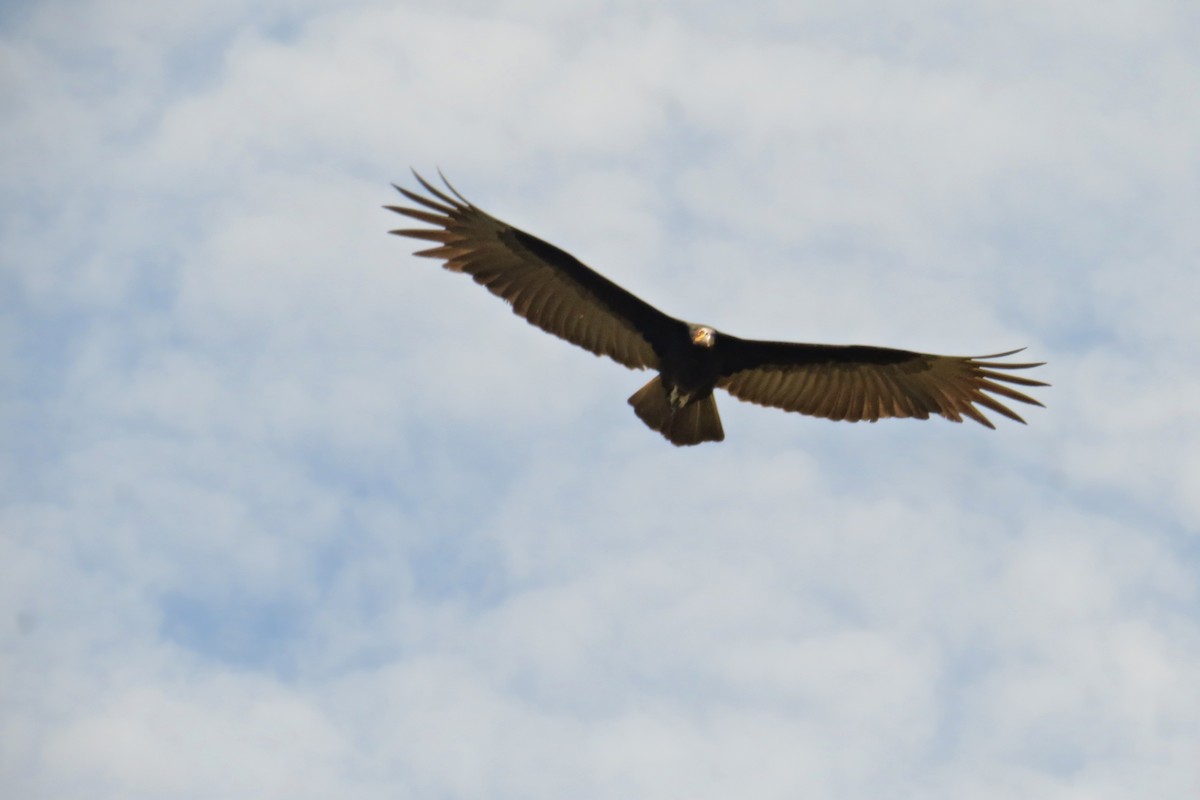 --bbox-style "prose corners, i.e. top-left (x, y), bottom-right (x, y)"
top-left (690, 324), bottom-right (717, 348)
